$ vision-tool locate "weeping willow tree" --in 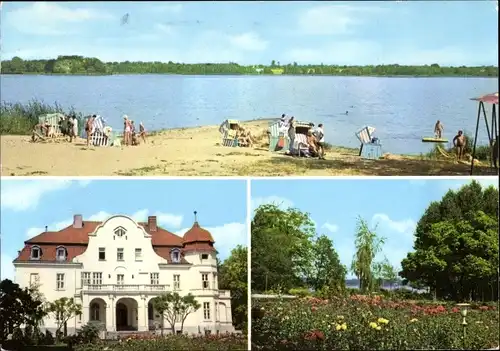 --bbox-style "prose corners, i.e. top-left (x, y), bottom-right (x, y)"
top-left (351, 217), bottom-right (386, 293)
